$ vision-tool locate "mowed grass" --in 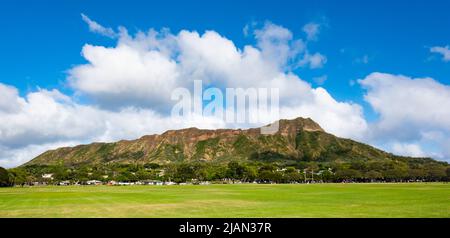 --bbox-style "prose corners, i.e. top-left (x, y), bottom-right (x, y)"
top-left (0, 183), bottom-right (449, 217)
